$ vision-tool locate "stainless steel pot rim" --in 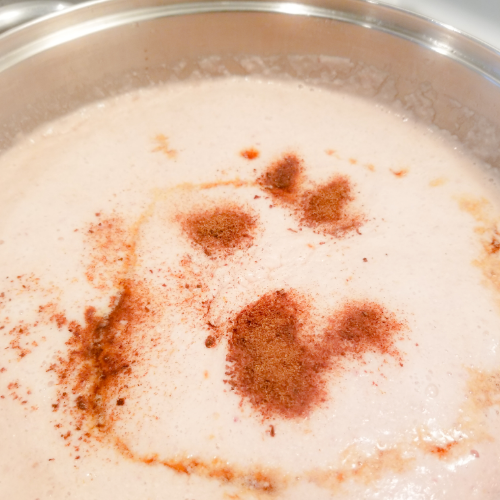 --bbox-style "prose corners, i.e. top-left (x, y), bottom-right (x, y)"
top-left (0, 1), bottom-right (73, 34)
top-left (1, 0), bottom-right (500, 85)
